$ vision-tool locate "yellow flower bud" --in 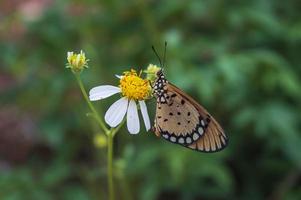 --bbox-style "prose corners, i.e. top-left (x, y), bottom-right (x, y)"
top-left (66, 50), bottom-right (89, 73)
top-left (144, 64), bottom-right (161, 82)
top-left (94, 134), bottom-right (107, 148)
